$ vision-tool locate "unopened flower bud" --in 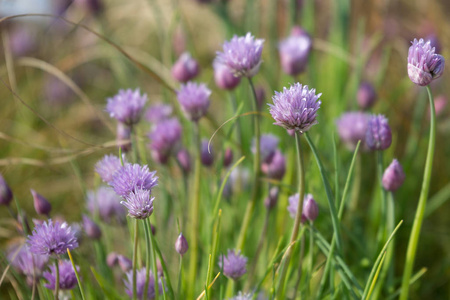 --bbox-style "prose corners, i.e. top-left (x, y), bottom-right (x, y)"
top-left (175, 233), bottom-right (189, 256)
top-left (106, 252), bottom-right (118, 267)
top-left (223, 148), bottom-right (233, 168)
top-left (408, 38), bottom-right (445, 86)
top-left (118, 255), bottom-right (132, 272)
top-left (357, 82), bottom-right (377, 110)
top-left (213, 60), bottom-right (241, 90)
top-left (261, 150), bottom-right (286, 180)
top-left (303, 194), bottom-right (319, 222)
top-left (0, 174), bottom-right (13, 206)
top-left (201, 139), bottom-right (214, 167)
top-left (279, 26), bottom-right (312, 76)
top-left (255, 86), bottom-right (266, 110)
top-left (177, 148), bottom-right (191, 173)
top-left (382, 159), bottom-right (405, 192)
top-left (172, 52), bottom-right (200, 83)
top-left (264, 187), bottom-right (279, 210)
top-left (82, 215), bottom-right (102, 240)
top-left (31, 189), bottom-right (52, 216)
